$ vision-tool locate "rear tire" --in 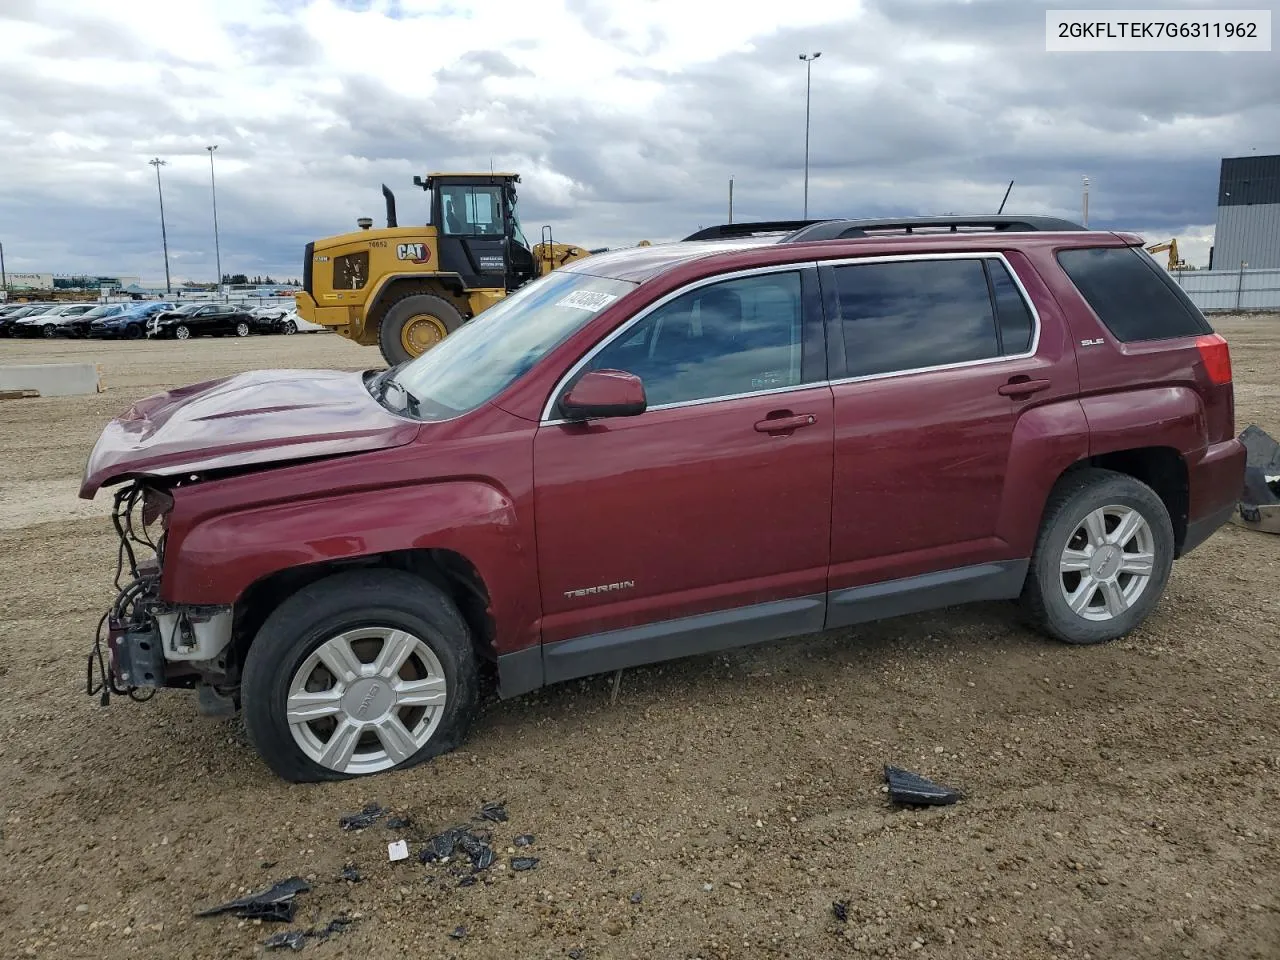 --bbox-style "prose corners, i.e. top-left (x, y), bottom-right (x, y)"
top-left (235, 321), bottom-right (250, 337)
top-left (241, 569), bottom-right (479, 782)
top-left (377, 293), bottom-right (464, 367)
top-left (124, 324), bottom-right (142, 340)
top-left (1020, 468), bottom-right (1174, 645)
